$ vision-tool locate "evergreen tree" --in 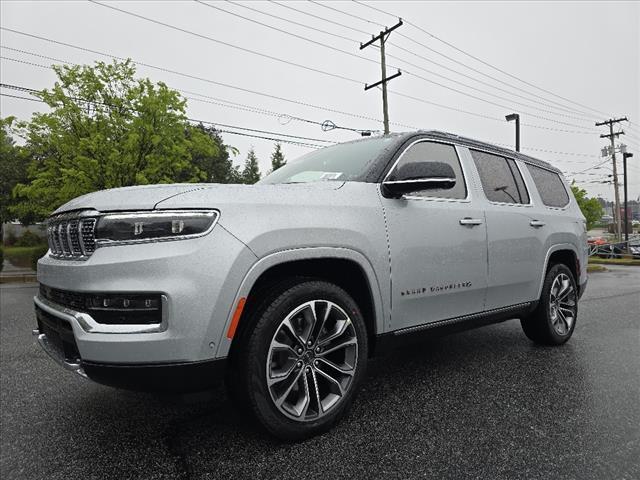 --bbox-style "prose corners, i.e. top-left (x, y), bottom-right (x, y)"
top-left (241, 148), bottom-right (261, 184)
top-left (270, 142), bottom-right (286, 172)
